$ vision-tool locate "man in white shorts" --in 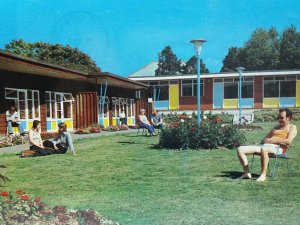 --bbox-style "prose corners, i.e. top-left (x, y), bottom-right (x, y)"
top-left (236, 108), bottom-right (297, 182)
